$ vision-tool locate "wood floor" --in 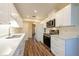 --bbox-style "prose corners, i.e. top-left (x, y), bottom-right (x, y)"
top-left (24, 38), bottom-right (54, 56)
